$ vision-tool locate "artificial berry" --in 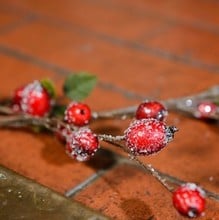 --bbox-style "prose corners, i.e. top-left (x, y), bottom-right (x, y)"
top-left (55, 124), bottom-right (71, 143)
top-left (195, 101), bottom-right (217, 119)
top-left (173, 183), bottom-right (206, 218)
top-left (12, 81), bottom-right (52, 116)
top-left (136, 101), bottom-right (167, 121)
top-left (65, 128), bottom-right (99, 161)
top-left (12, 86), bottom-right (24, 112)
top-left (64, 102), bottom-right (91, 126)
top-left (124, 118), bottom-right (177, 156)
